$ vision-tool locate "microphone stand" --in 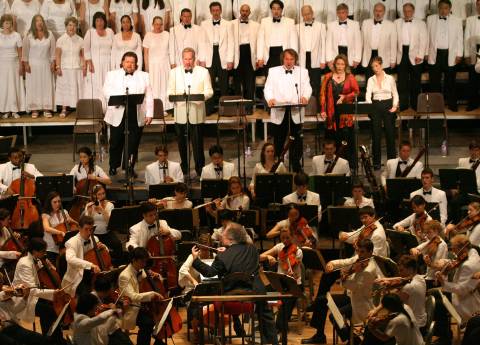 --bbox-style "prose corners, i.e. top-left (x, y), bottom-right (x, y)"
top-left (353, 95), bottom-right (360, 177)
top-left (295, 82), bottom-right (304, 170)
top-left (124, 86), bottom-right (134, 205)
top-left (185, 85), bottom-right (191, 186)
